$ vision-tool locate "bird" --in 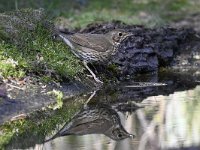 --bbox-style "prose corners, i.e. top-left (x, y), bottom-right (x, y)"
top-left (58, 30), bottom-right (132, 83)
top-left (45, 103), bottom-right (134, 142)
